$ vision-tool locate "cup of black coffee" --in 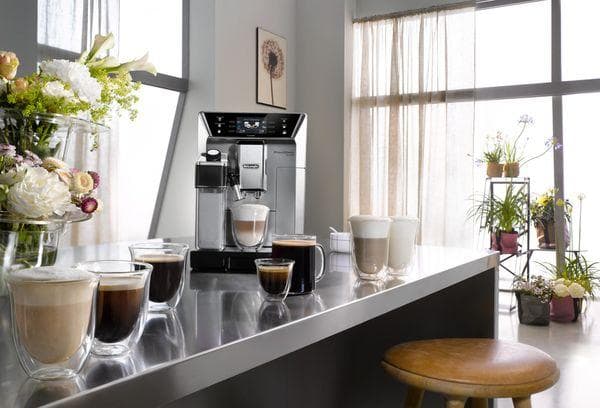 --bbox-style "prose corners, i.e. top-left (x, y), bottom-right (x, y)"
top-left (271, 235), bottom-right (326, 295)
top-left (129, 242), bottom-right (189, 311)
top-left (255, 258), bottom-right (294, 301)
top-left (76, 260), bottom-right (152, 357)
